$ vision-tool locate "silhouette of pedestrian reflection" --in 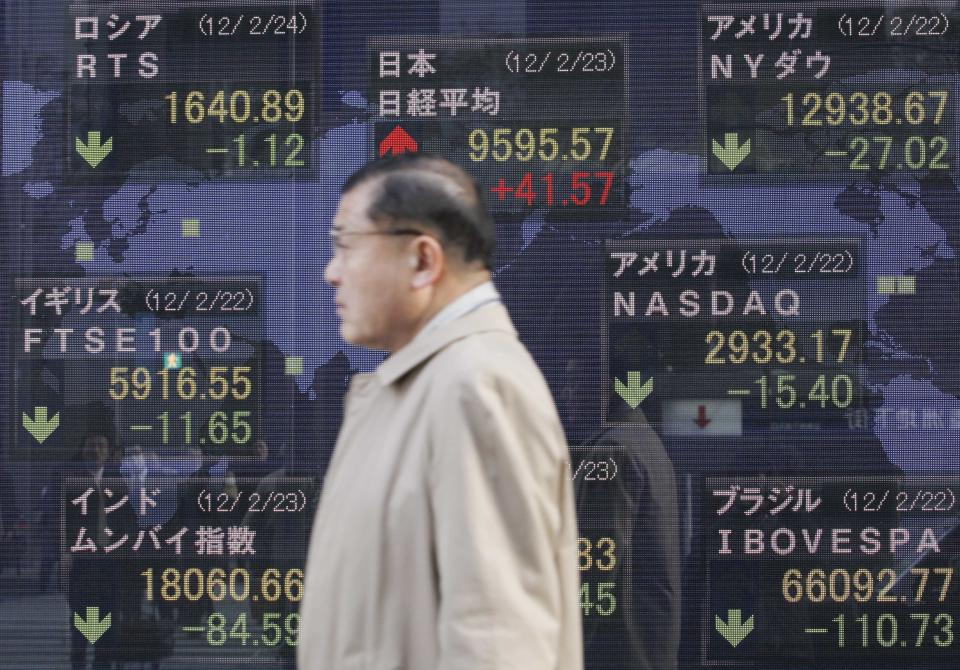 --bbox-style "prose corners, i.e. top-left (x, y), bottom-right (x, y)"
top-left (564, 357), bottom-right (681, 670)
top-left (64, 428), bottom-right (137, 670)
